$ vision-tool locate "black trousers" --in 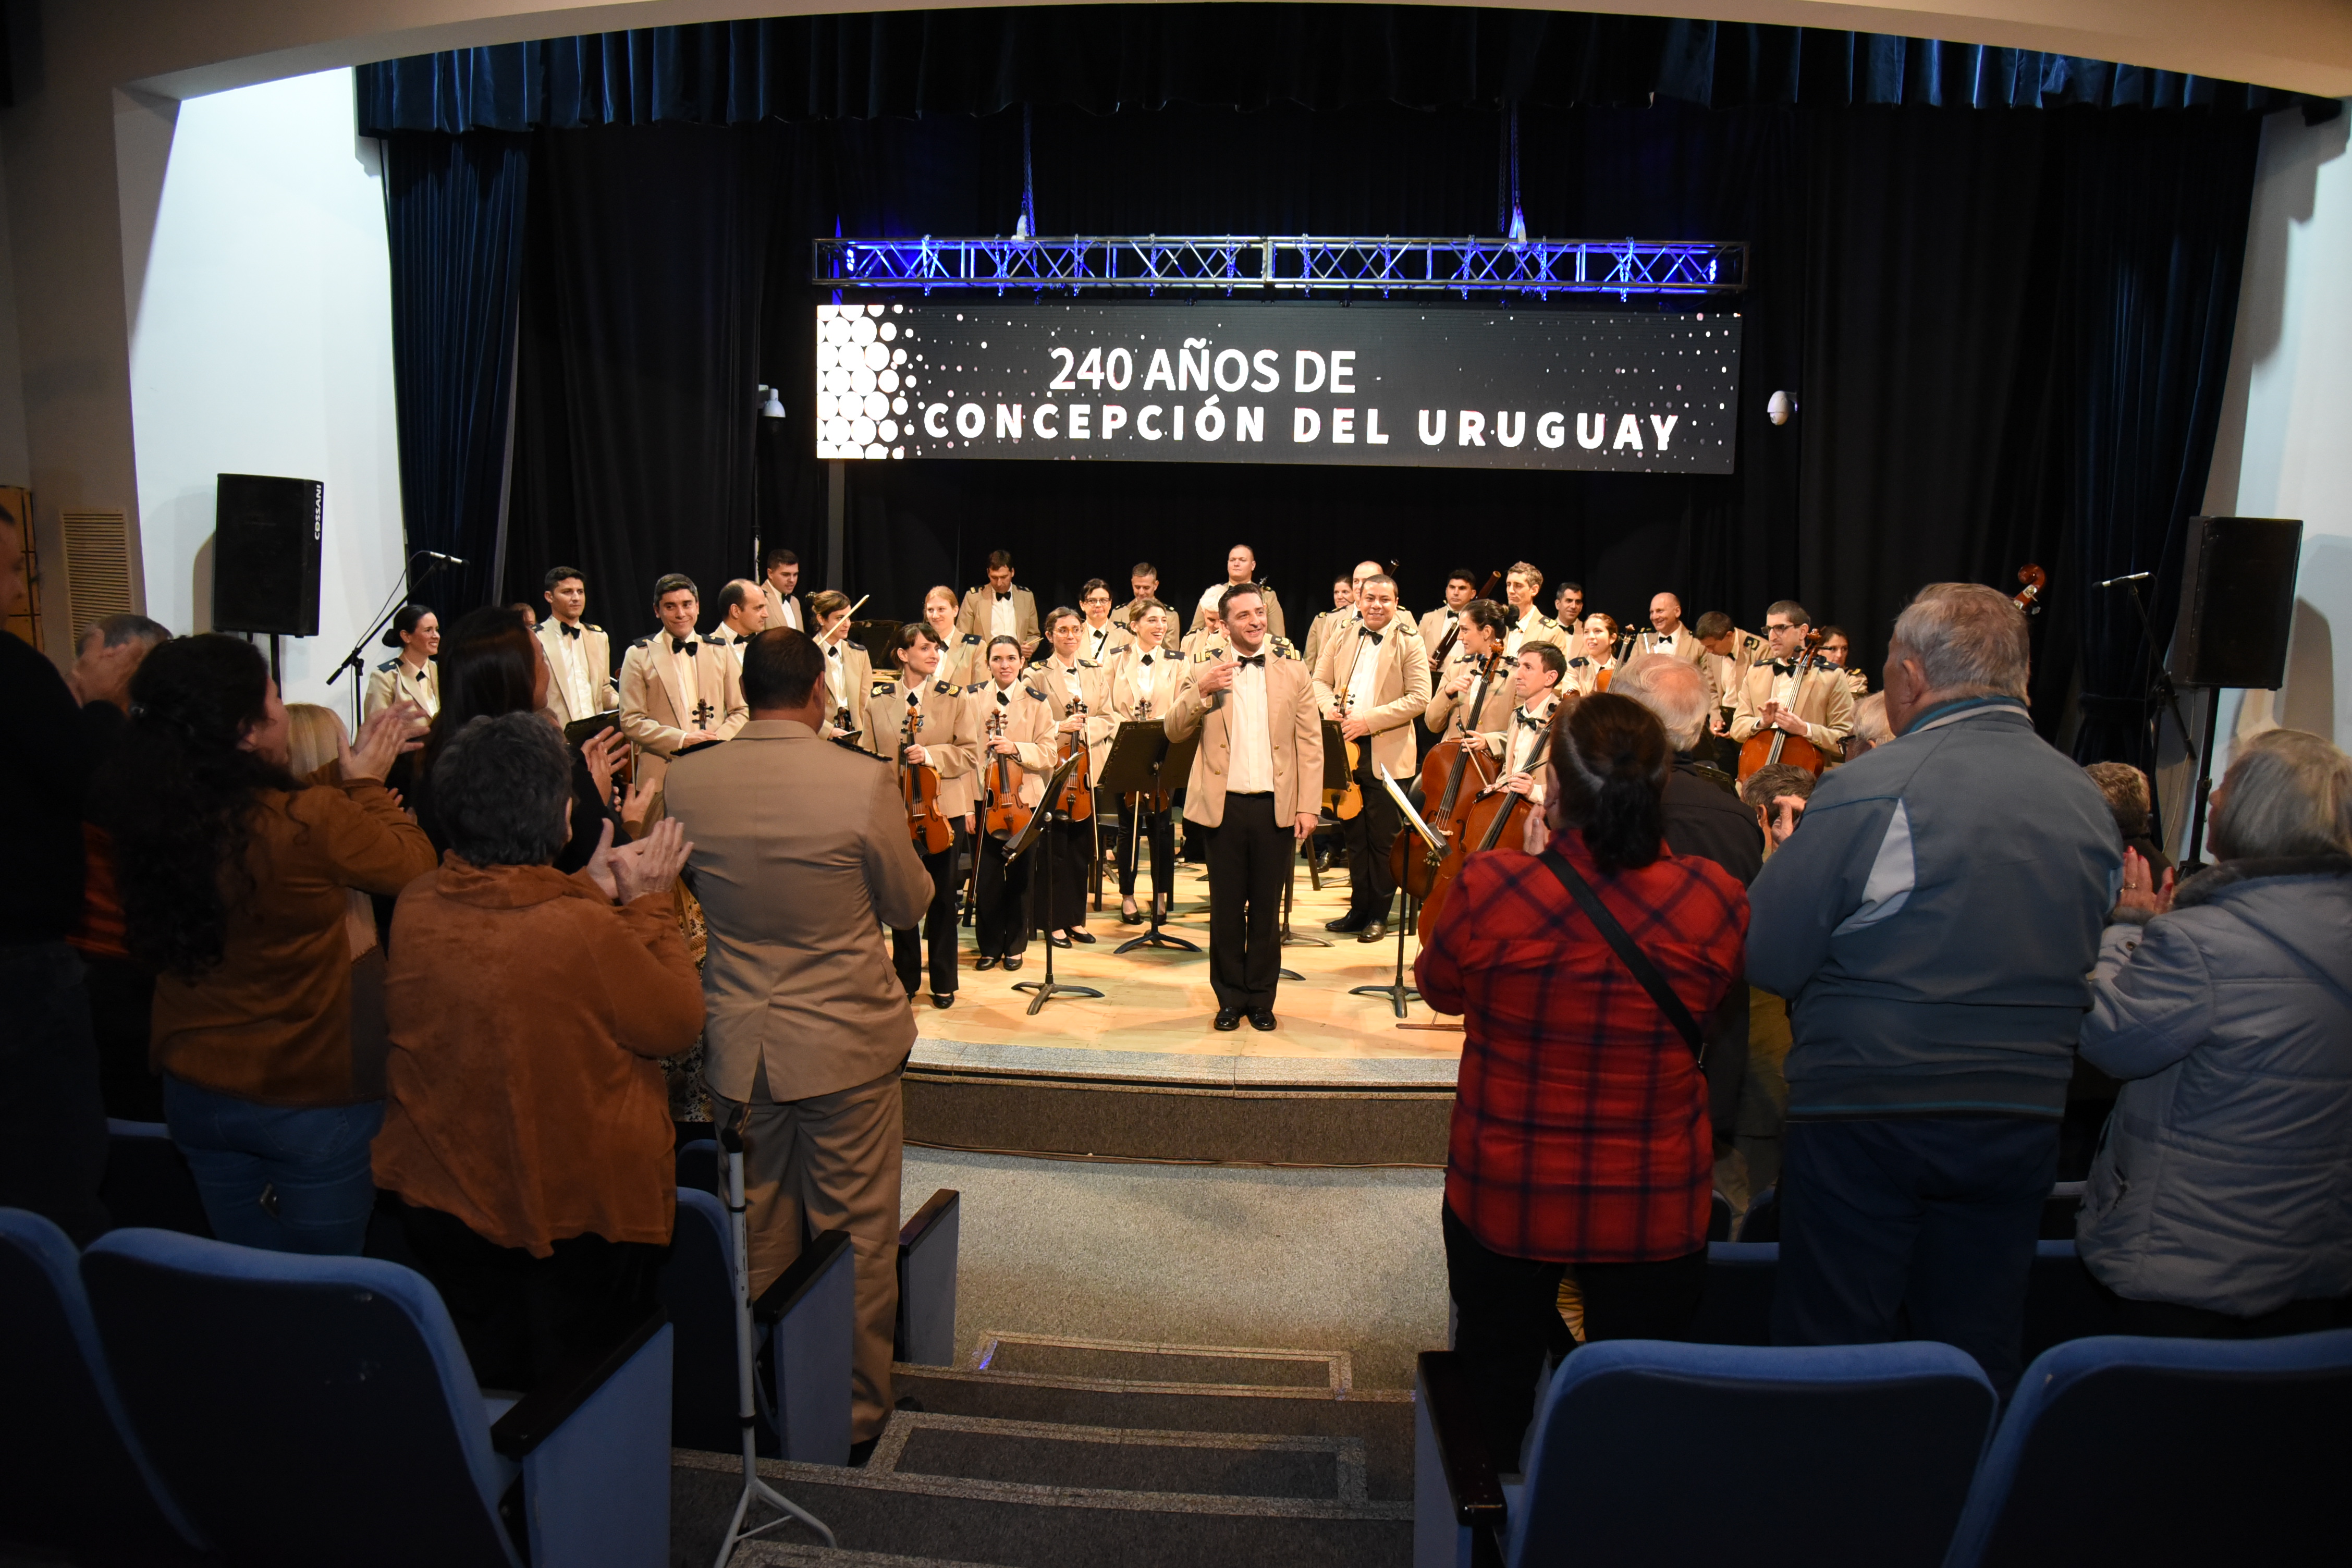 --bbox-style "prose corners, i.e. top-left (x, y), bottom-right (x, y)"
top-left (892, 828), bottom-right (963, 996)
top-left (1207, 792), bottom-right (1288, 1011)
top-left (0, 942), bottom-right (111, 1246)
top-left (1114, 804), bottom-right (1176, 902)
top-left (1342, 750), bottom-right (1401, 921)
top-left (974, 830), bottom-right (1034, 958)
top-left (1442, 1203), bottom-right (1707, 1466)
top-left (1038, 817), bottom-right (1092, 932)
top-left (398, 1198), bottom-right (667, 1393)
